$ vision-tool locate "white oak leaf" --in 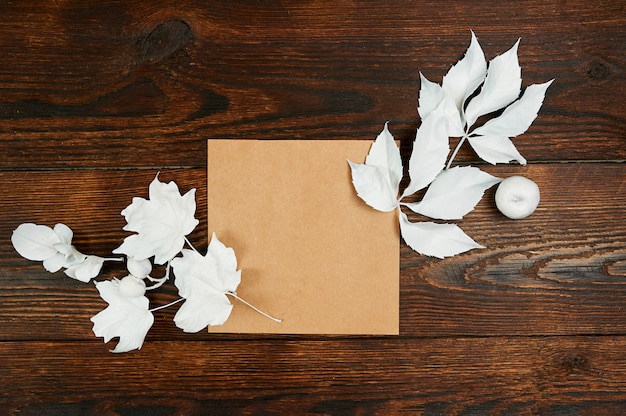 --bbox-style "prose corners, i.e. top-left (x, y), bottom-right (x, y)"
top-left (11, 223), bottom-right (60, 261)
top-left (114, 174), bottom-right (199, 264)
top-left (467, 135), bottom-right (527, 165)
top-left (401, 105), bottom-right (450, 199)
top-left (464, 39), bottom-right (522, 128)
top-left (405, 166), bottom-right (501, 220)
top-left (399, 212), bottom-right (484, 258)
top-left (171, 233), bottom-right (241, 332)
top-left (471, 80), bottom-right (554, 138)
top-left (90, 280), bottom-right (154, 353)
top-left (442, 31), bottom-right (487, 119)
